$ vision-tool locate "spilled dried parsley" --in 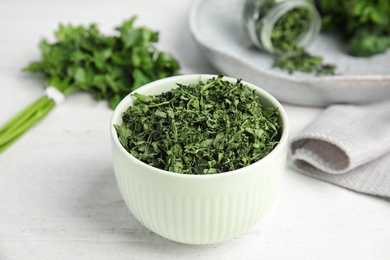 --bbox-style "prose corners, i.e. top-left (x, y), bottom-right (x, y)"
top-left (270, 7), bottom-right (336, 75)
top-left (114, 75), bottom-right (281, 175)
